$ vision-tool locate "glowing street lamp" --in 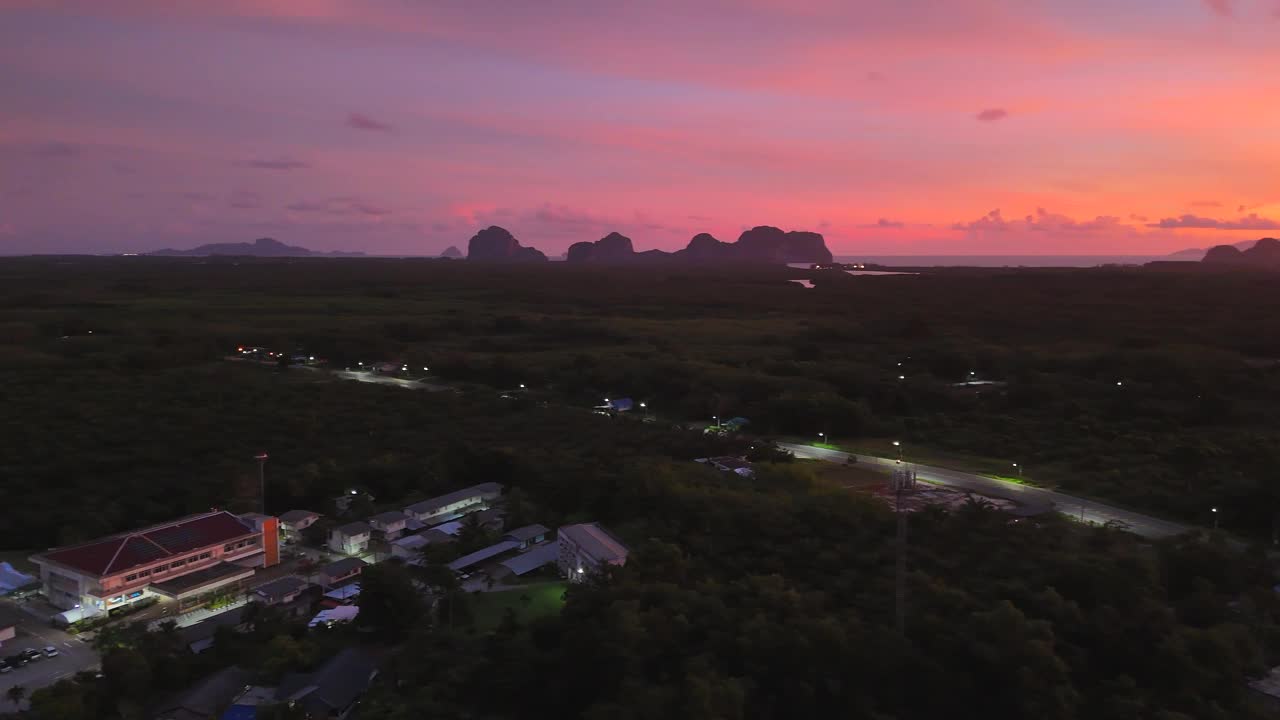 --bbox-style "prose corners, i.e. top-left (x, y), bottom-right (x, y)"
top-left (640, 401), bottom-right (648, 418)
top-left (817, 432), bottom-right (826, 444)
top-left (892, 440), bottom-right (902, 461)
top-left (1012, 462), bottom-right (1021, 478)
top-left (1212, 506), bottom-right (1219, 530)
